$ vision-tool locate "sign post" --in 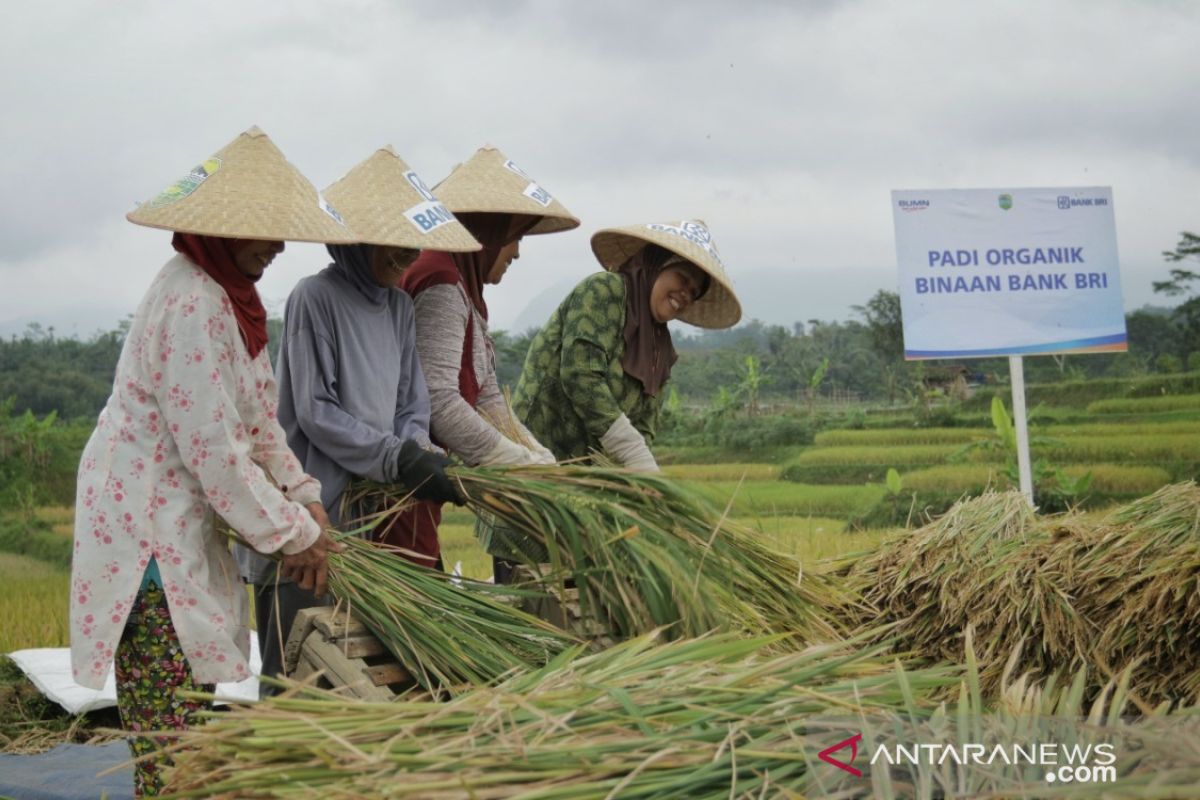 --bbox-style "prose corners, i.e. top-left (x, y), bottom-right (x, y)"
top-left (891, 187), bottom-right (1125, 508)
top-left (1008, 355), bottom-right (1034, 505)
